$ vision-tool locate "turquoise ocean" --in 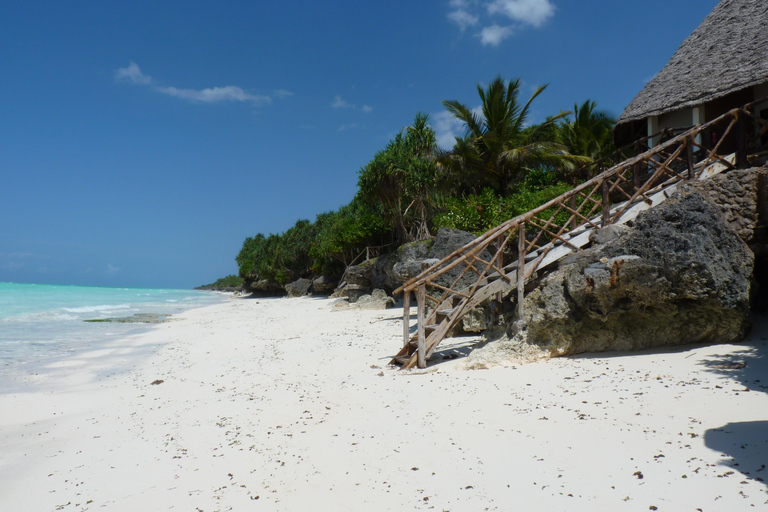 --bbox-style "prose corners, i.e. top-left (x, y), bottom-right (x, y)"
top-left (0, 282), bottom-right (228, 369)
